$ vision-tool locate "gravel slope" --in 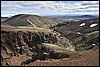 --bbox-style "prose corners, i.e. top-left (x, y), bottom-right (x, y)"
top-left (26, 49), bottom-right (99, 66)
